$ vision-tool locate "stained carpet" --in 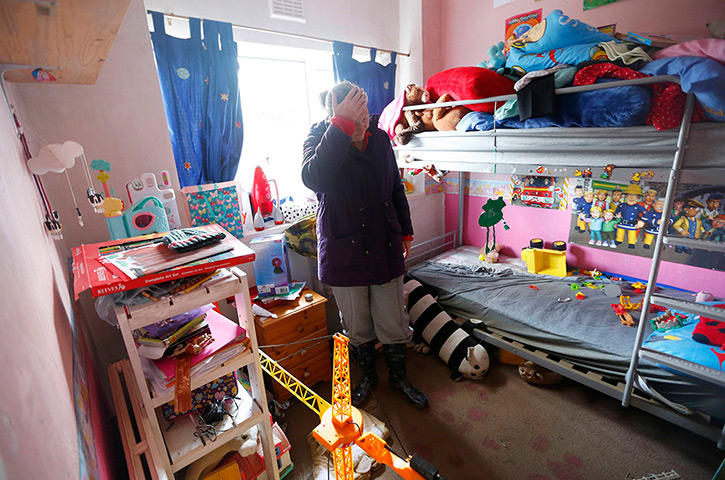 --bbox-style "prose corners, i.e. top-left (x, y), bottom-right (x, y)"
top-left (278, 349), bottom-right (723, 480)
